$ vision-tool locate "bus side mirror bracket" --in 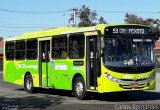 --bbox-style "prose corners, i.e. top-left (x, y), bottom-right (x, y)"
top-left (101, 39), bottom-right (104, 50)
top-left (101, 52), bottom-right (104, 57)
